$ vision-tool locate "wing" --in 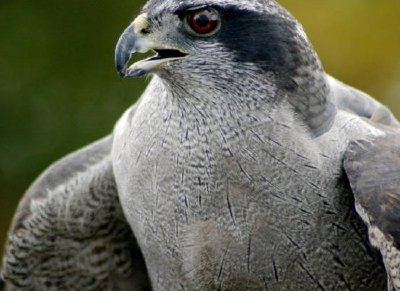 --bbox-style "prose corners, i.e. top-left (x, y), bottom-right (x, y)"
top-left (343, 125), bottom-right (400, 290)
top-left (1, 135), bottom-right (150, 291)
top-left (328, 75), bottom-right (400, 127)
